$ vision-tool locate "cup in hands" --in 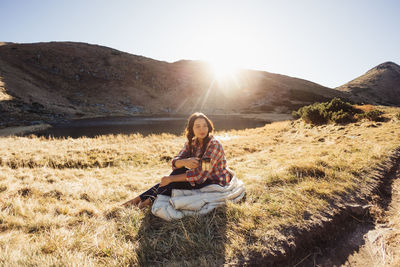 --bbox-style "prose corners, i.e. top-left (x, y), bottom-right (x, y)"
top-left (201, 157), bottom-right (211, 171)
top-left (184, 157), bottom-right (200, 169)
